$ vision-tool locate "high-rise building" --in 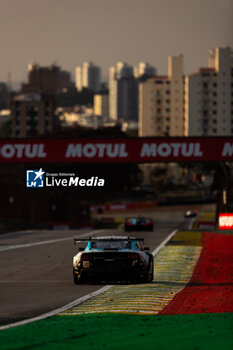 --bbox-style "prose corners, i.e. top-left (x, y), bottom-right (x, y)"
top-left (22, 62), bottom-right (71, 96)
top-left (11, 93), bottom-right (54, 138)
top-left (184, 47), bottom-right (233, 136)
top-left (139, 55), bottom-right (184, 136)
top-left (109, 62), bottom-right (138, 121)
top-left (75, 62), bottom-right (101, 92)
top-left (94, 94), bottom-right (109, 117)
top-left (0, 82), bottom-right (8, 110)
top-left (134, 62), bottom-right (156, 78)
top-left (109, 62), bottom-right (156, 122)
